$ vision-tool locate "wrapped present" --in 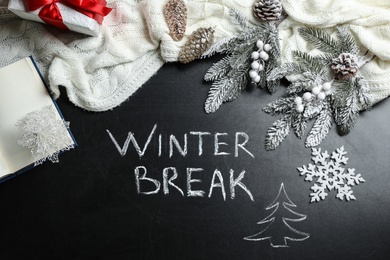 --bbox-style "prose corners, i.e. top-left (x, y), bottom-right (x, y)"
top-left (8, 0), bottom-right (112, 36)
